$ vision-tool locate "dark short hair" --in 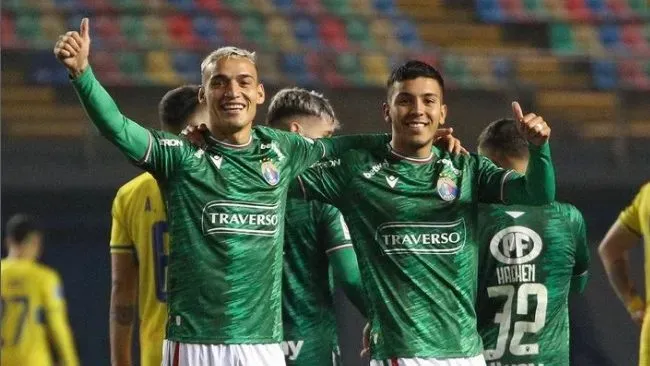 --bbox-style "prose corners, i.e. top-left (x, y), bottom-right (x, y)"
top-left (477, 118), bottom-right (529, 158)
top-left (5, 214), bottom-right (40, 244)
top-left (266, 87), bottom-right (338, 130)
top-left (387, 60), bottom-right (445, 99)
top-left (158, 85), bottom-right (201, 134)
